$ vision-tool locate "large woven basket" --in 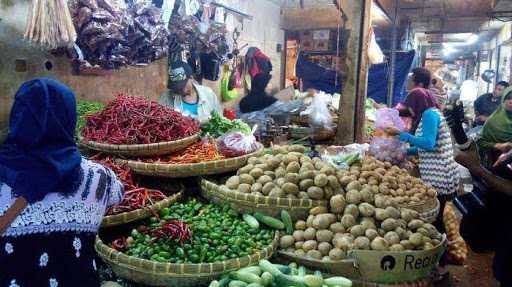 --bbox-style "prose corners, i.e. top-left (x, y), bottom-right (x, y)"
top-left (95, 232), bottom-right (279, 287)
top-left (80, 133), bottom-right (199, 157)
top-left (126, 145), bottom-right (264, 178)
top-left (101, 188), bottom-right (184, 228)
top-left (289, 126), bottom-right (337, 141)
top-left (200, 179), bottom-right (328, 221)
top-left (401, 198), bottom-right (440, 223)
